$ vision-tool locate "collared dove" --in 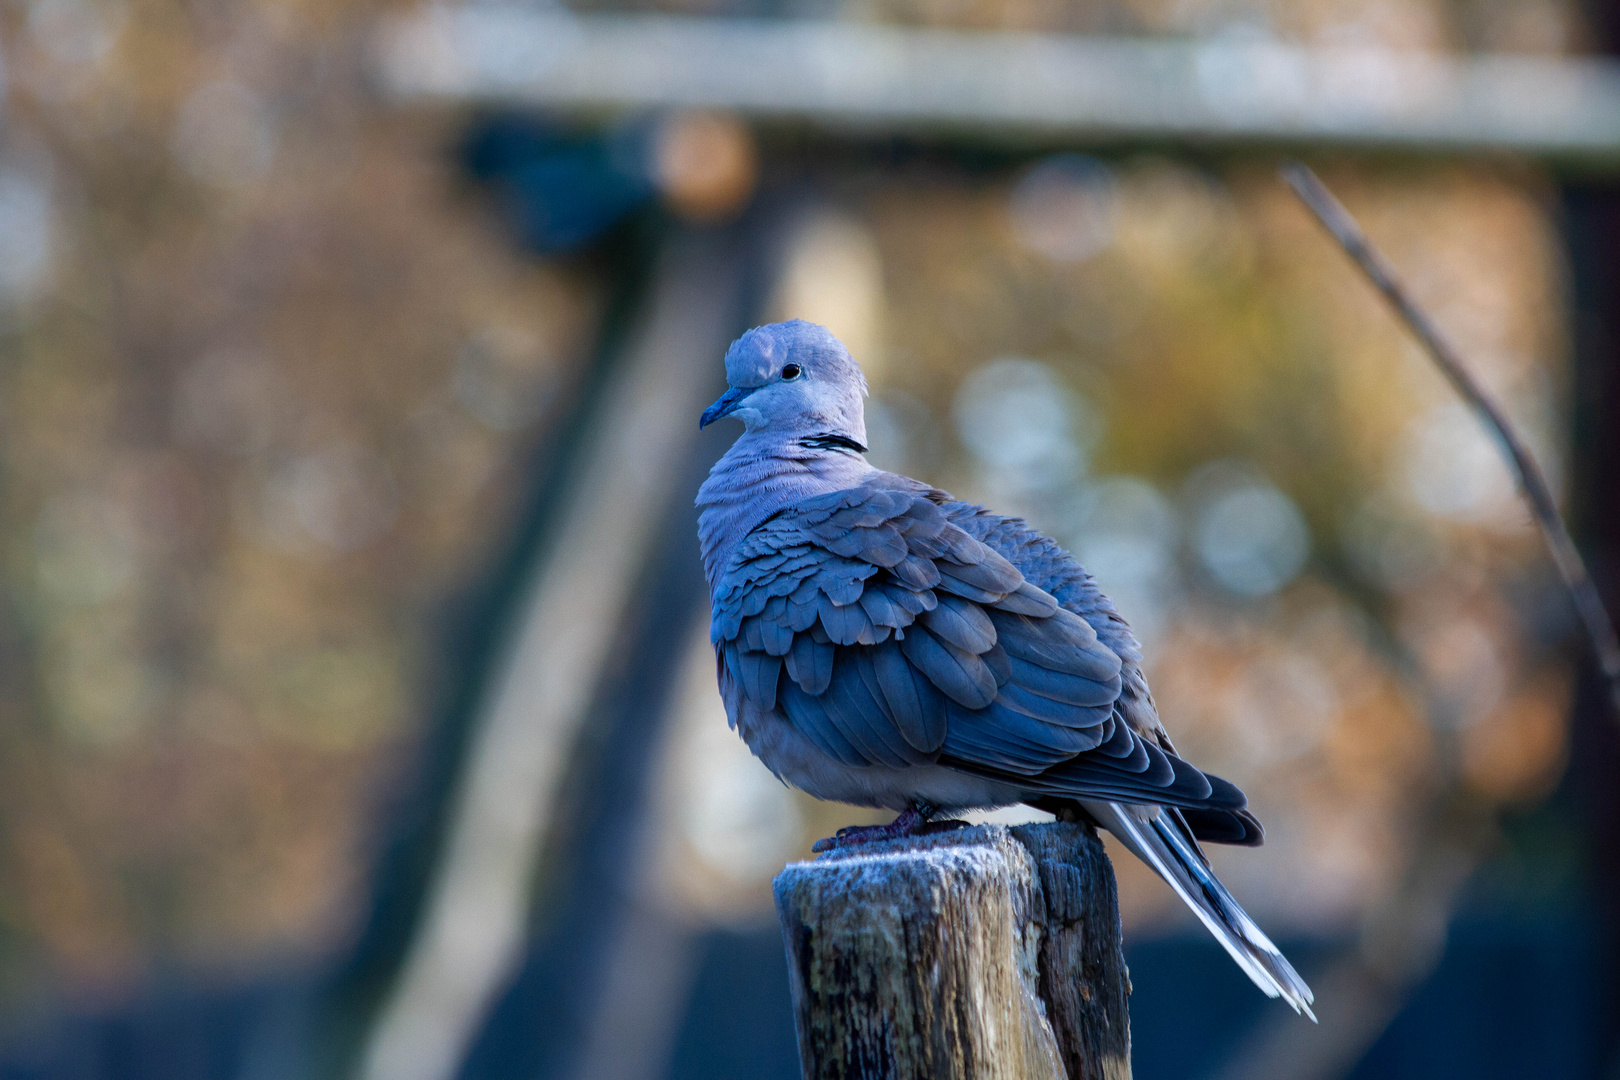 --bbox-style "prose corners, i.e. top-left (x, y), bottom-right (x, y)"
top-left (696, 320), bottom-right (1314, 1017)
